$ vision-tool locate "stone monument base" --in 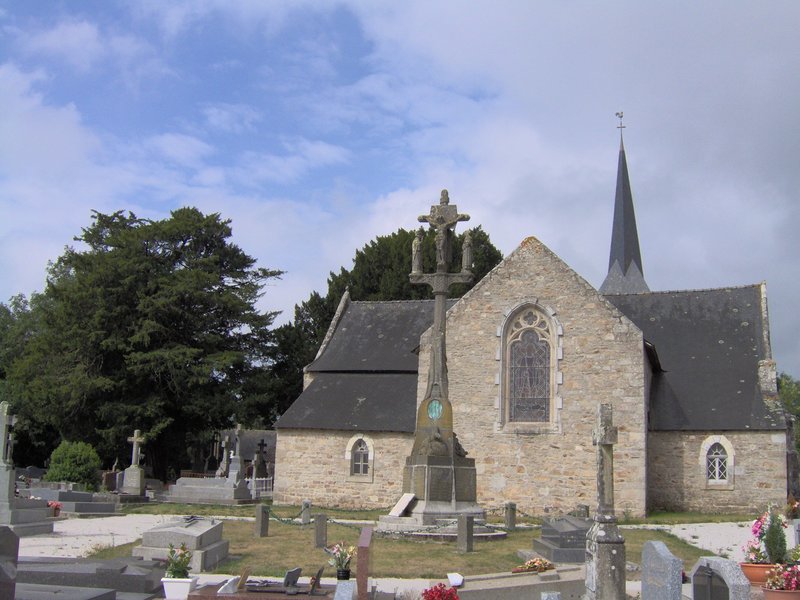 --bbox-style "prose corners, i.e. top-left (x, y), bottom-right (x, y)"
top-left (398, 454), bottom-right (484, 525)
